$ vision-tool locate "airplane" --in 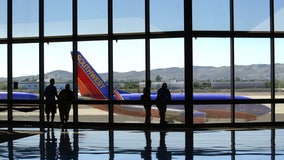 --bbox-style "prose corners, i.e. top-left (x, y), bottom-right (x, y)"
top-left (0, 92), bottom-right (39, 112)
top-left (74, 51), bottom-right (271, 123)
